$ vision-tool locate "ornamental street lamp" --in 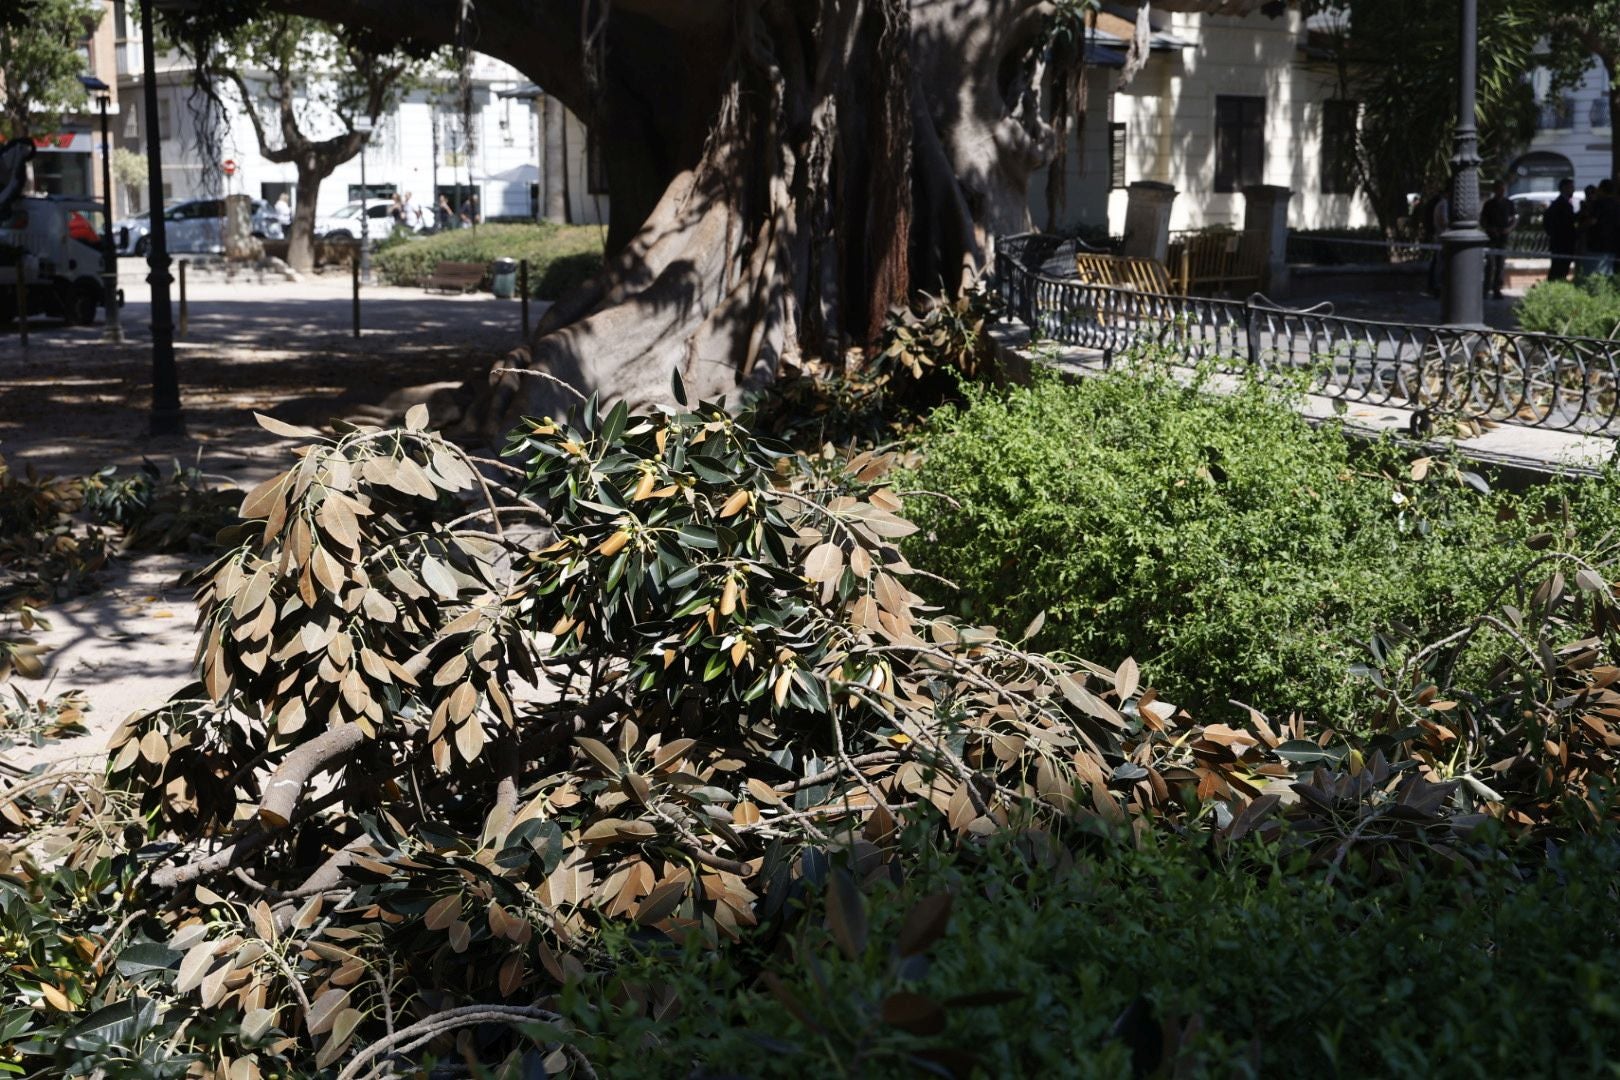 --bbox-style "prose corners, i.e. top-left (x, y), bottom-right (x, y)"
top-left (140, 0), bottom-right (184, 435)
top-left (355, 116), bottom-right (375, 285)
top-left (1441, 0), bottom-right (1488, 327)
top-left (79, 75), bottom-right (122, 344)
